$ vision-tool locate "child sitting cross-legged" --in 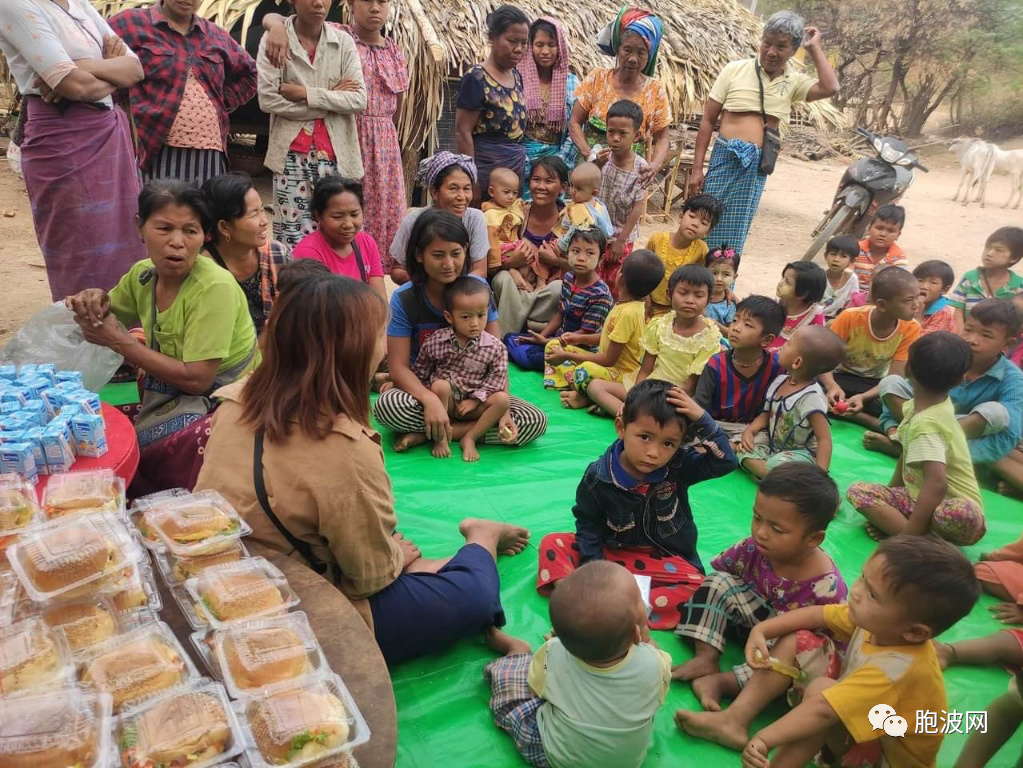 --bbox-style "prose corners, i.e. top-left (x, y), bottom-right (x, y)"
top-left (821, 235), bottom-right (861, 320)
top-left (412, 276), bottom-right (510, 462)
top-left (647, 194), bottom-right (724, 316)
top-left (587, 265), bottom-right (721, 416)
top-left (505, 228), bottom-right (613, 372)
top-left (546, 250), bottom-right (665, 408)
top-left (694, 295), bottom-right (786, 439)
top-left (847, 332), bottom-right (987, 546)
top-left (737, 326), bottom-right (846, 482)
top-left (672, 464), bottom-right (848, 714)
top-left (705, 247), bottom-right (740, 336)
top-left (536, 380), bottom-right (737, 630)
top-left (912, 259), bottom-right (957, 335)
top-left (768, 261), bottom-right (826, 352)
top-left (485, 561), bottom-right (671, 768)
top-left (676, 535), bottom-right (981, 768)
